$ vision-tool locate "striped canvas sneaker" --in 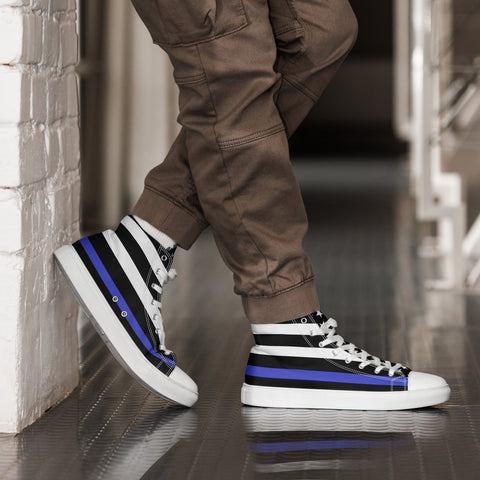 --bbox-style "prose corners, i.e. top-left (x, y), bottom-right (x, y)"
top-left (54, 214), bottom-right (198, 407)
top-left (241, 311), bottom-right (450, 410)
